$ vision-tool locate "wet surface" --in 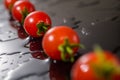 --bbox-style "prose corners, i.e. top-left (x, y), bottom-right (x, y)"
top-left (0, 0), bottom-right (120, 80)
